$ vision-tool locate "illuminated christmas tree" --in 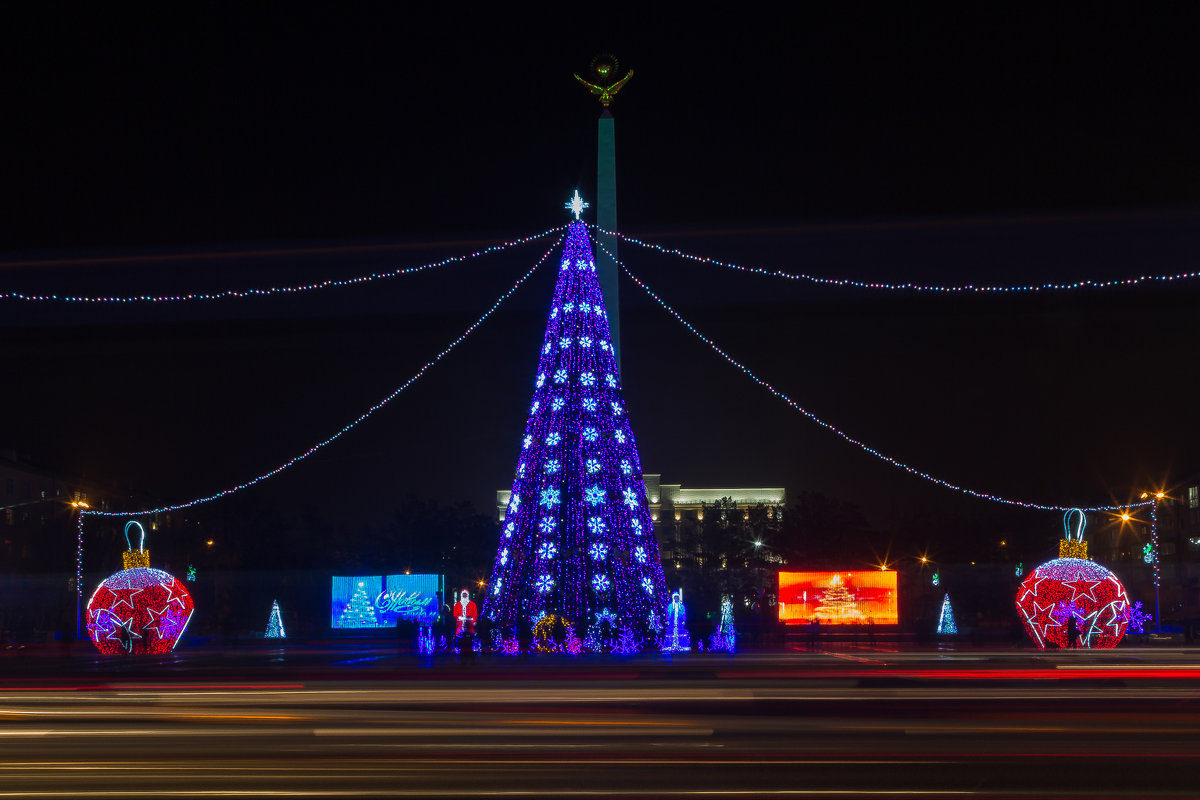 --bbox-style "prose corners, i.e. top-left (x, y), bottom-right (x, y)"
top-left (265, 599), bottom-right (285, 639)
top-left (936, 593), bottom-right (957, 635)
top-left (815, 573), bottom-right (862, 620)
top-left (336, 581), bottom-right (379, 628)
top-left (485, 195), bottom-right (668, 640)
top-left (709, 595), bottom-right (736, 652)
